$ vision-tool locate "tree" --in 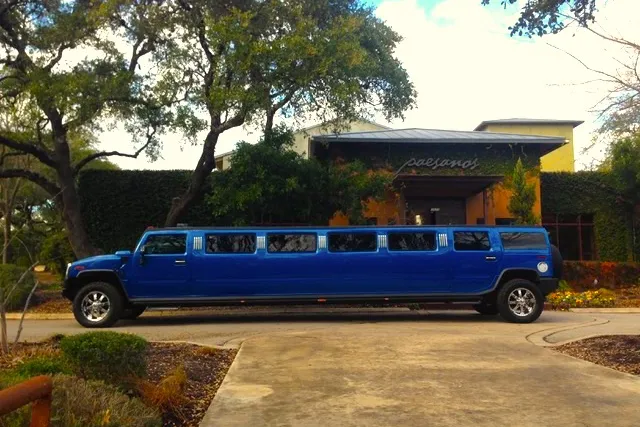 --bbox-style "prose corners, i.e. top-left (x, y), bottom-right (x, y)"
top-left (161, 0), bottom-right (415, 226)
top-left (207, 126), bottom-right (392, 225)
top-left (482, 0), bottom-right (598, 36)
top-left (507, 158), bottom-right (538, 225)
top-left (0, 1), bottom-right (171, 258)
